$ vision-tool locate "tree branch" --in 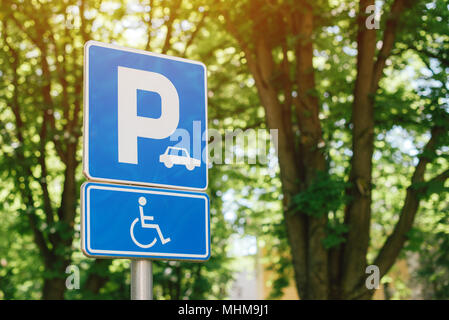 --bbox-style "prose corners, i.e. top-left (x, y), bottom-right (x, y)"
top-left (37, 110), bottom-right (57, 246)
top-left (161, 0), bottom-right (183, 54)
top-left (1, 19), bottom-right (54, 266)
top-left (182, 10), bottom-right (208, 57)
top-left (371, 0), bottom-right (418, 93)
top-left (8, 6), bottom-right (67, 163)
top-left (79, 0), bottom-right (90, 43)
top-left (144, 0), bottom-right (154, 51)
top-left (373, 126), bottom-right (445, 278)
